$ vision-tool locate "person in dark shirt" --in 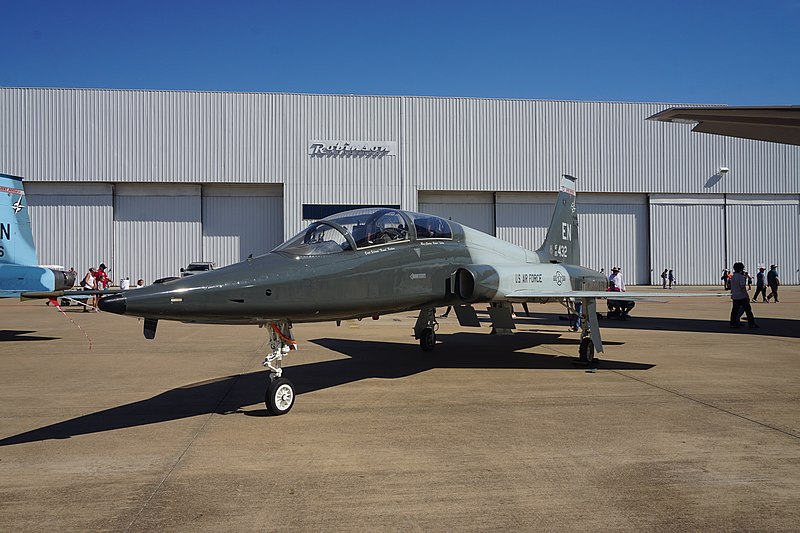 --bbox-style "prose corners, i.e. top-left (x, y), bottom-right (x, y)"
top-left (729, 262), bottom-right (758, 329)
top-left (752, 266), bottom-right (768, 303)
top-left (766, 265), bottom-right (780, 302)
top-left (721, 268), bottom-right (731, 290)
